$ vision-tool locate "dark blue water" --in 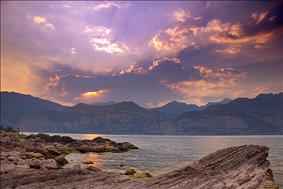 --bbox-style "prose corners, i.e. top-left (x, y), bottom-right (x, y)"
top-left (25, 133), bottom-right (283, 187)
